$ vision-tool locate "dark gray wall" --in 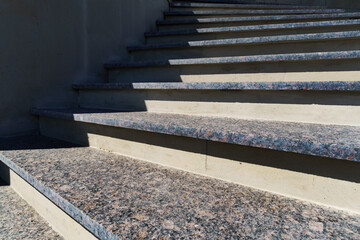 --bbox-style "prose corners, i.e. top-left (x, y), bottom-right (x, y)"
top-left (0, 0), bottom-right (168, 137)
